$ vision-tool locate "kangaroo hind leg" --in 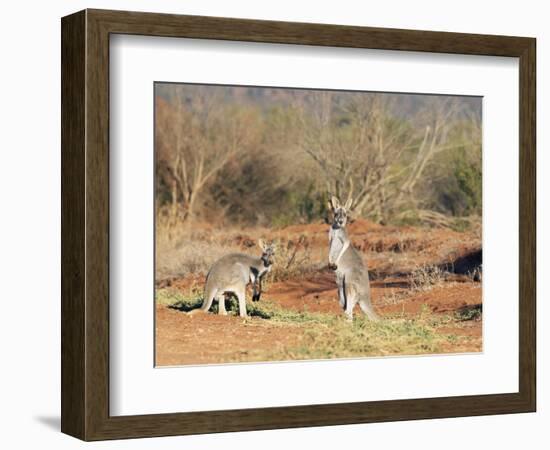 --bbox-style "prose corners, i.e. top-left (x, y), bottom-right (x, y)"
top-left (337, 273), bottom-right (346, 310)
top-left (218, 293), bottom-right (227, 315)
top-left (344, 281), bottom-right (357, 321)
top-left (236, 288), bottom-right (248, 318)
